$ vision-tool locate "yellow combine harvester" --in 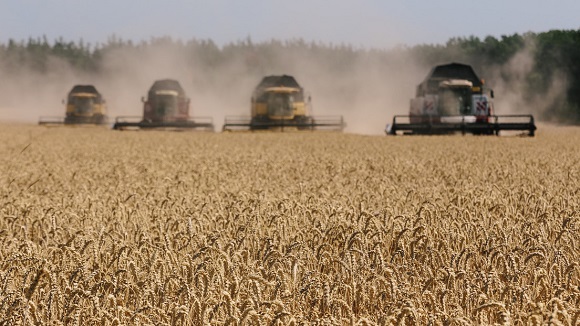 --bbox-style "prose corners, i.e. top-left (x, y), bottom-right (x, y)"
top-left (39, 85), bottom-right (108, 125)
top-left (223, 75), bottom-right (345, 131)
